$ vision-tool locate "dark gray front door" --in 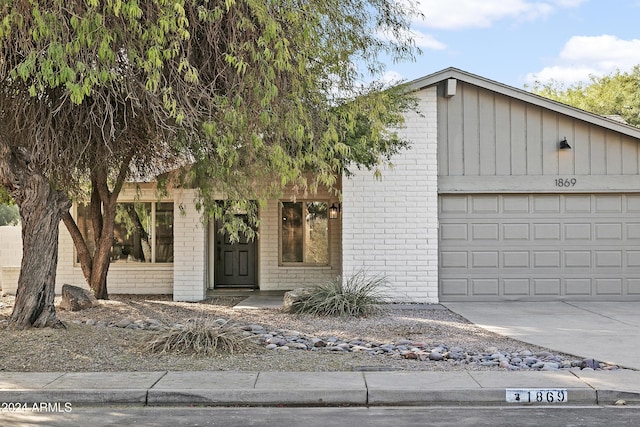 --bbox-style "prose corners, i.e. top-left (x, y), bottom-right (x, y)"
top-left (214, 219), bottom-right (257, 288)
